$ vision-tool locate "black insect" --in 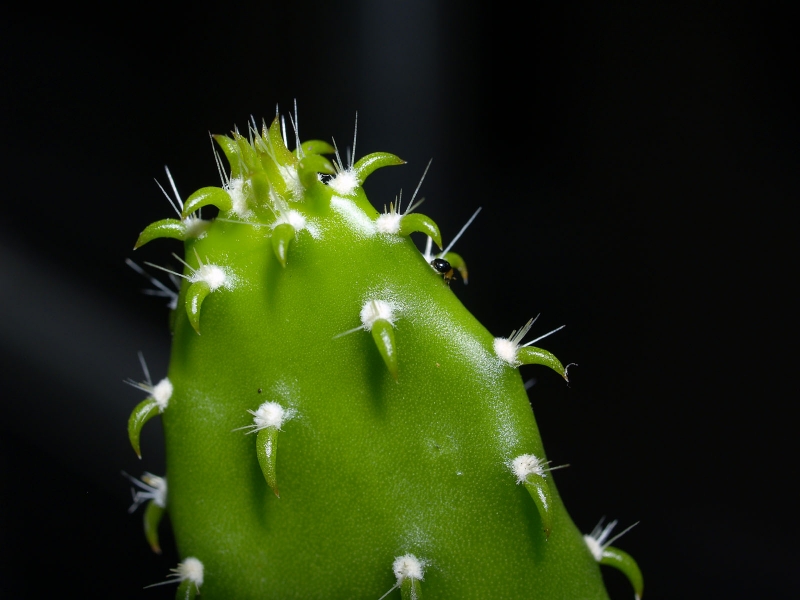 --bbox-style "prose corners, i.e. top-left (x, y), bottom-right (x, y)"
top-left (430, 257), bottom-right (455, 285)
